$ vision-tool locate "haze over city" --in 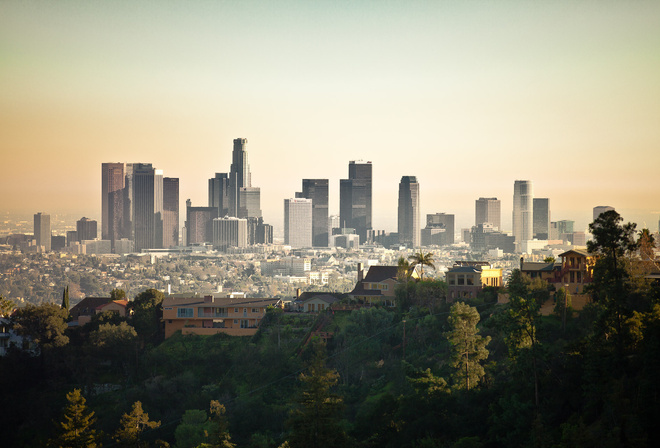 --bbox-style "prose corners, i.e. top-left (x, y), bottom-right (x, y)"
top-left (2, 0), bottom-right (659, 233)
